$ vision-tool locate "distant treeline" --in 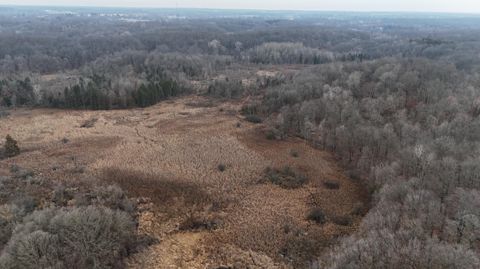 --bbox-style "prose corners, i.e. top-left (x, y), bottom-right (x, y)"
top-left (0, 78), bottom-right (35, 107)
top-left (54, 71), bottom-right (183, 110)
